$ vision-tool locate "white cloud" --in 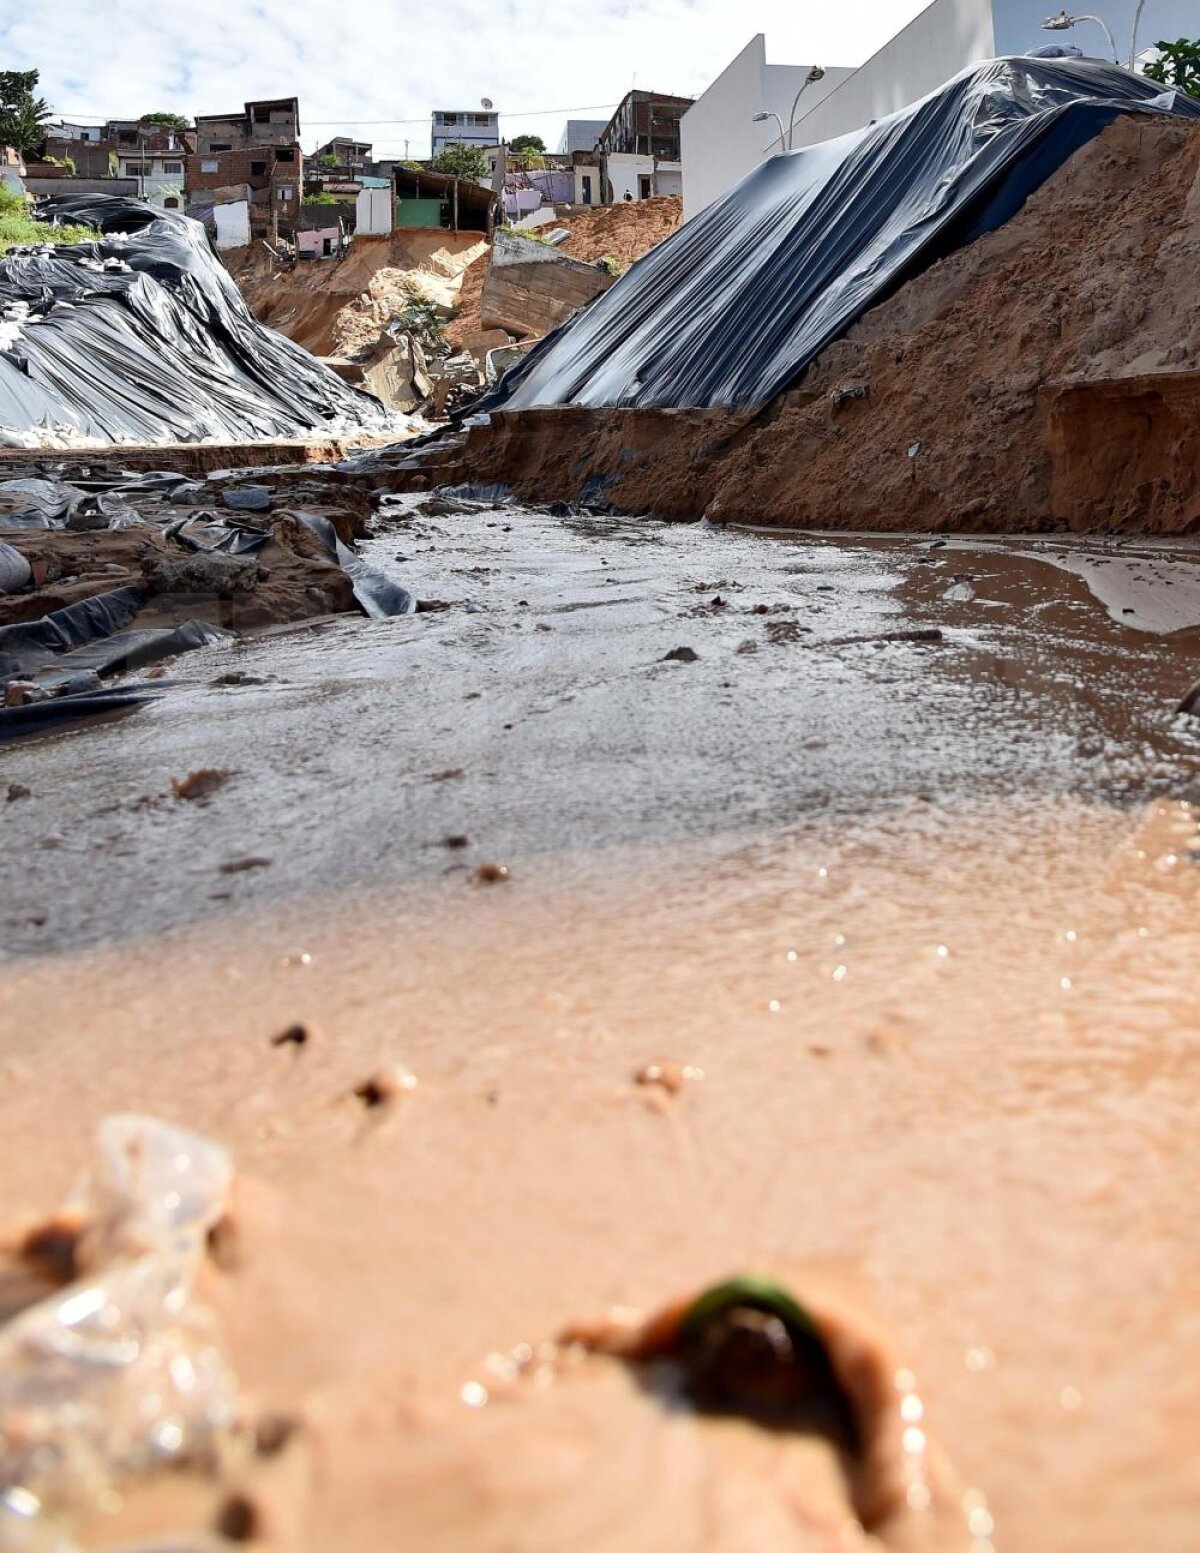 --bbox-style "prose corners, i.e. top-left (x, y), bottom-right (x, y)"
top-left (3, 0), bottom-right (932, 155)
